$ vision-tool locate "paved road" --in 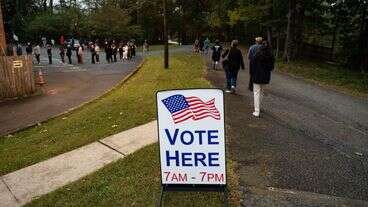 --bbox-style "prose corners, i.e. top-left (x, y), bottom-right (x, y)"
top-left (205, 54), bottom-right (368, 206)
top-left (0, 47), bottom-right (143, 136)
top-left (0, 46), bottom-right (192, 136)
